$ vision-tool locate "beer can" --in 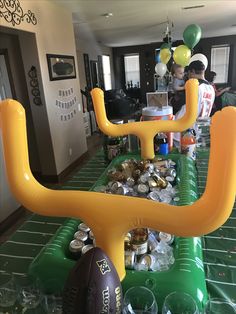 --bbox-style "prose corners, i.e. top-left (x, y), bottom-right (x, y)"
top-left (139, 254), bottom-right (156, 270)
top-left (74, 230), bottom-right (88, 242)
top-left (147, 191), bottom-right (160, 202)
top-left (125, 251), bottom-right (136, 269)
top-left (82, 244), bottom-right (94, 255)
top-left (69, 239), bottom-right (84, 259)
top-left (78, 222), bottom-right (90, 233)
top-left (89, 230), bottom-right (94, 241)
top-left (159, 232), bottom-right (174, 245)
top-left (137, 183), bottom-right (149, 194)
